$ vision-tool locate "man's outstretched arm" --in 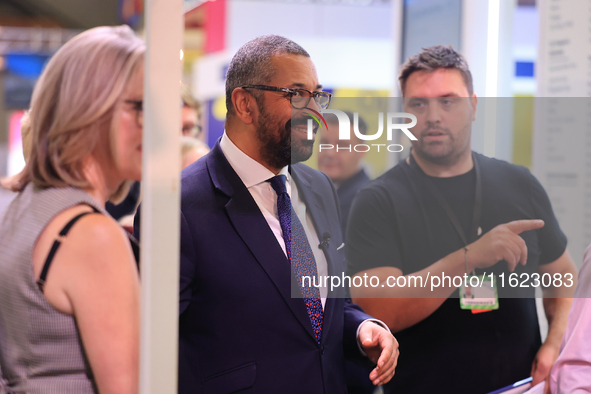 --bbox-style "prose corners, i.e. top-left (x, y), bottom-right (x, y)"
top-left (351, 219), bottom-right (545, 333)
